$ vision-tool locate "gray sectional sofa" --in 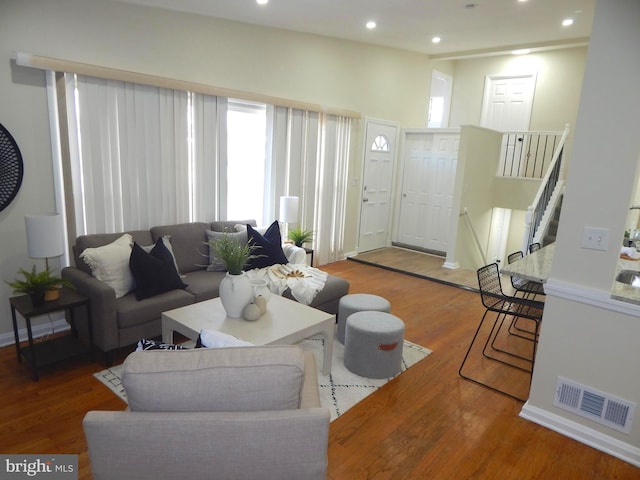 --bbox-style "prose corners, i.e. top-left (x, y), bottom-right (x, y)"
top-left (62, 220), bottom-right (349, 363)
